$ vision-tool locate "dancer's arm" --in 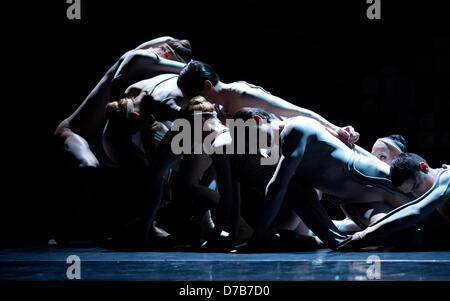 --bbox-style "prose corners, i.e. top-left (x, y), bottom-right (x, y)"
top-left (252, 125), bottom-right (306, 243)
top-left (114, 50), bottom-right (185, 81)
top-left (252, 154), bottom-right (300, 244)
top-left (240, 91), bottom-right (359, 146)
top-left (111, 50), bottom-right (185, 99)
top-left (179, 154), bottom-right (220, 207)
top-left (351, 171), bottom-right (450, 242)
